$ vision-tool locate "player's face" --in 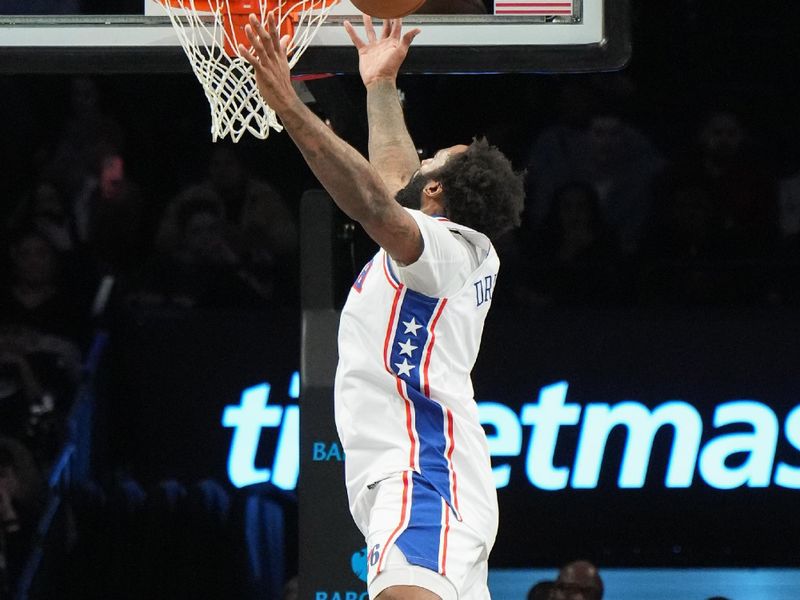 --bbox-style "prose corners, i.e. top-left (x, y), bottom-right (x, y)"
top-left (419, 144), bottom-right (469, 176)
top-left (396, 144), bottom-right (470, 209)
top-left (395, 172), bottom-right (426, 209)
